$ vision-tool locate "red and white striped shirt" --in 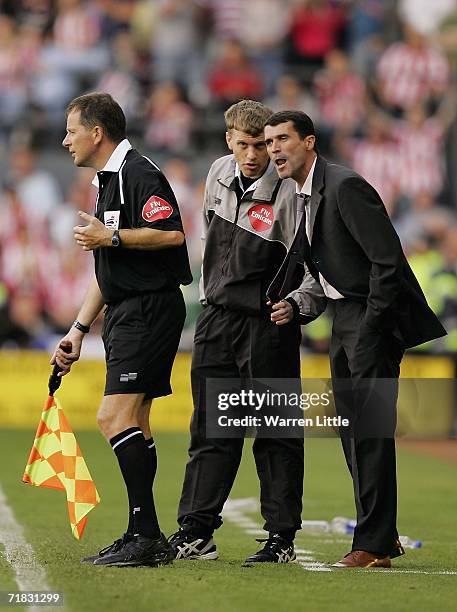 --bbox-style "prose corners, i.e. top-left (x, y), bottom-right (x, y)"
top-left (198, 0), bottom-right (243, 40)
top-left (350, 139), bottom-right (399, 208)
top-left (53, 5), bottom-right (101, 50)
top-left (394, 118), bottom-right (445, 197)
top-left (314, 71), bottom-right (366, 131)
top-left (377, 42), bottom-right (450, 109)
